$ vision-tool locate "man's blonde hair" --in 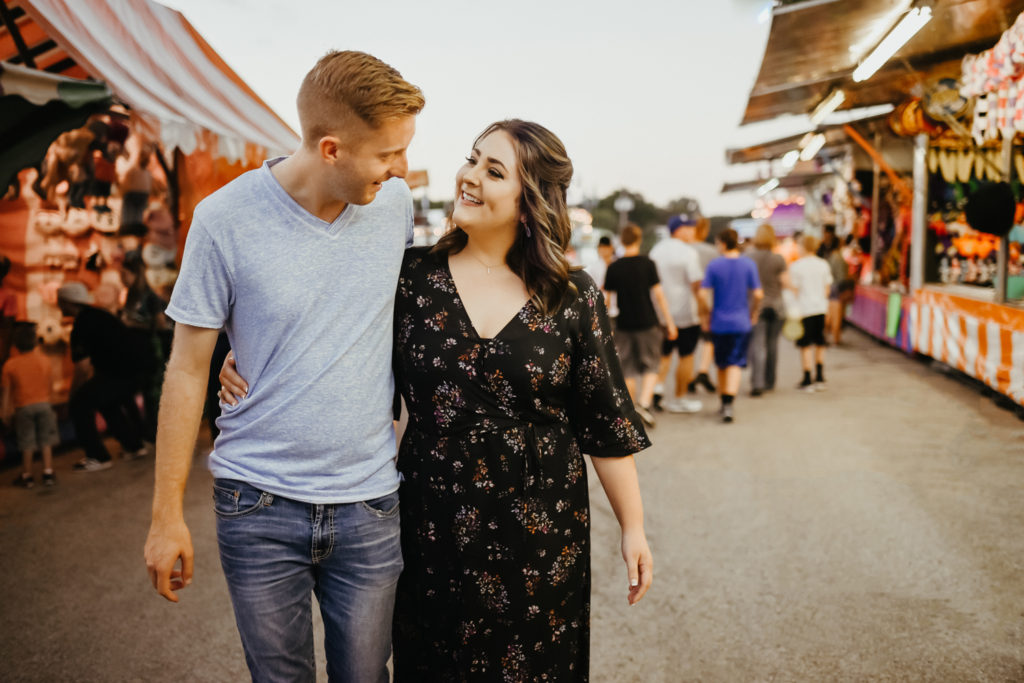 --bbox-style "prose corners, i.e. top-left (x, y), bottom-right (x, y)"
top-left (801, 234), bottom-right (820, 254)
top-left (297, 50), bottom-right (425, 147)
